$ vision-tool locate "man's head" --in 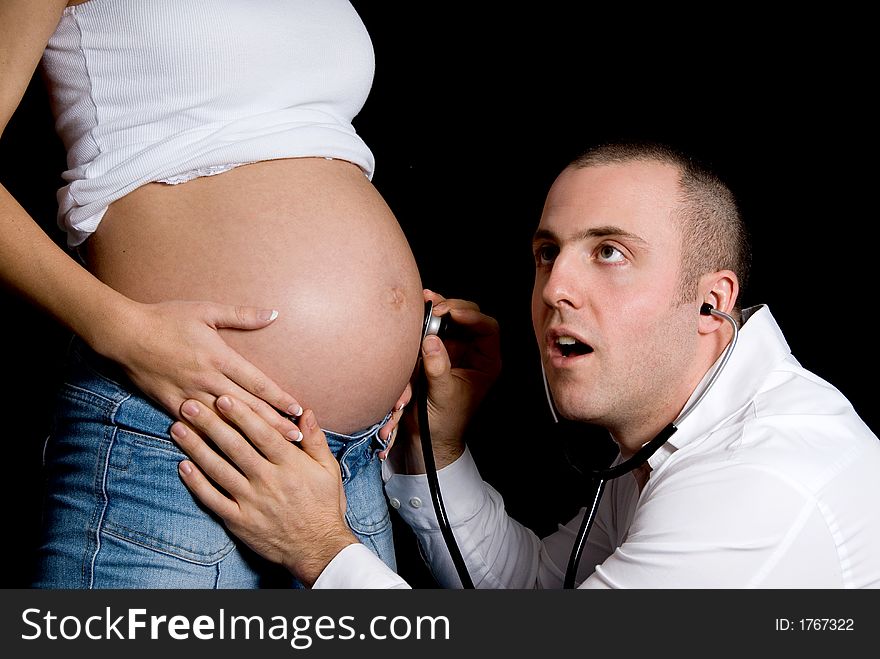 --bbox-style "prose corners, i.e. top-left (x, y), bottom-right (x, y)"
top-left (531, 143), bottom-right (748, 448)
top-left (571, 144), bottom-right (750, 310)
